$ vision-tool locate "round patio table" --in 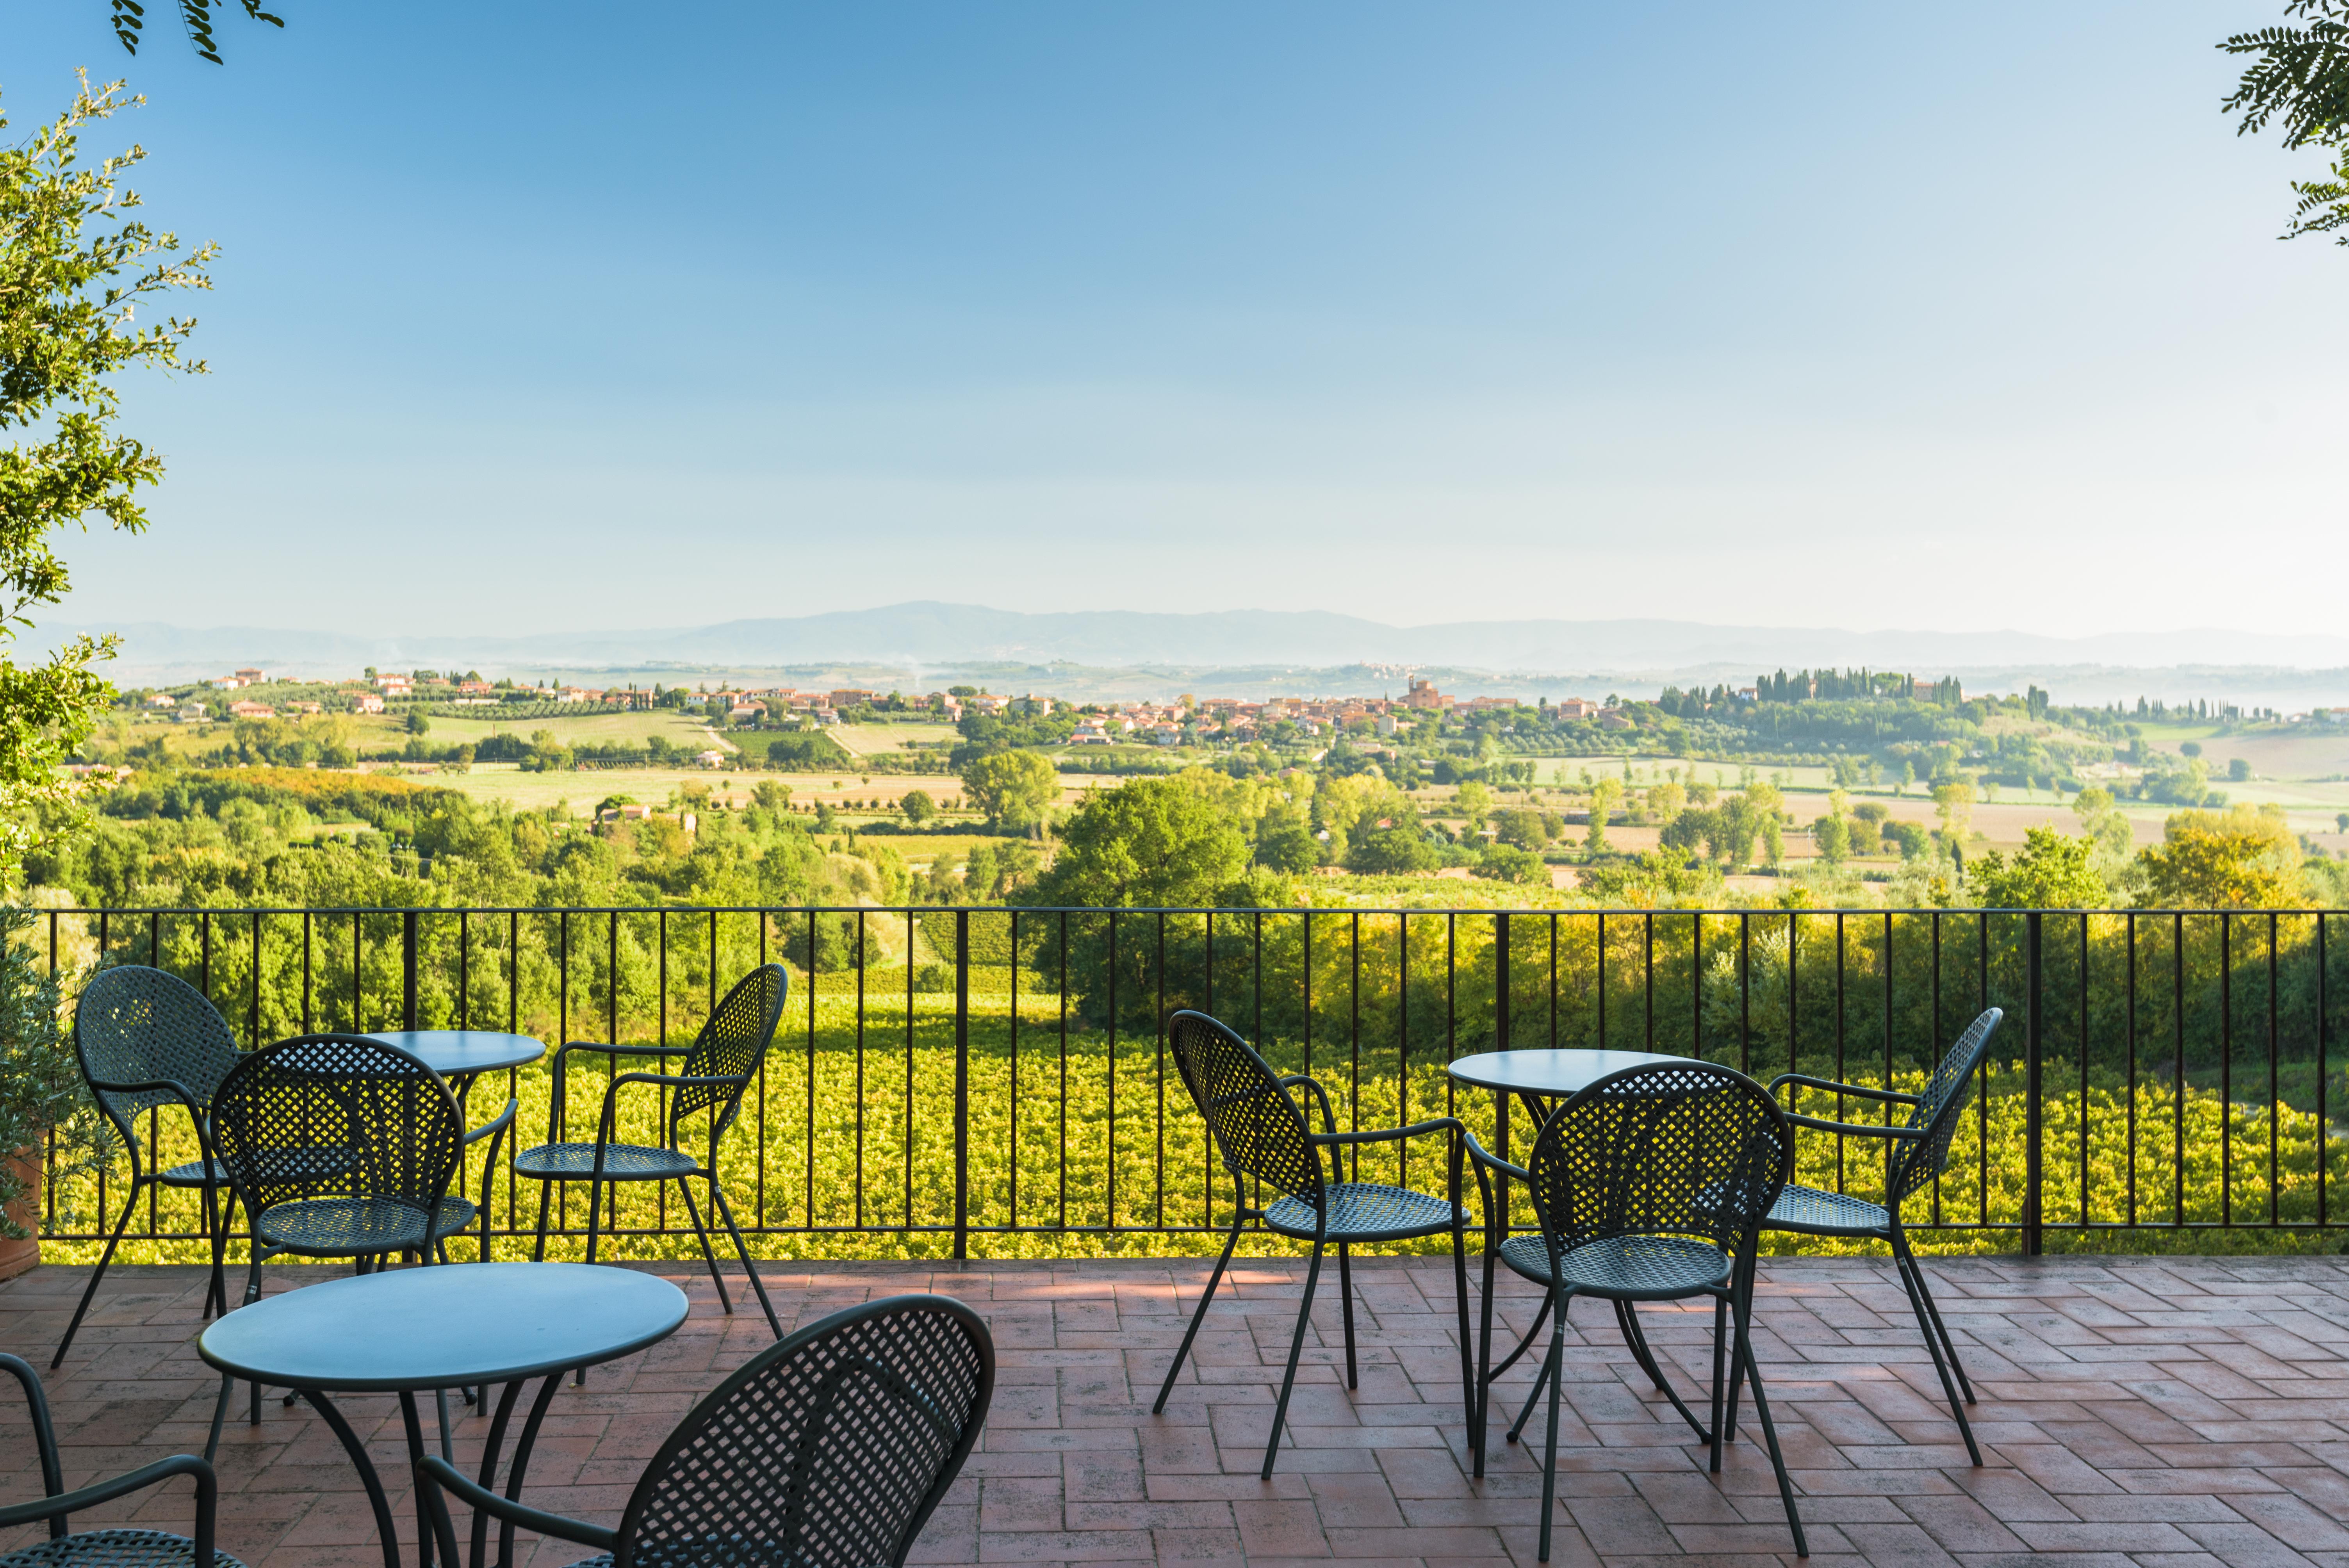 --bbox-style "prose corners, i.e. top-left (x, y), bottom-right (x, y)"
top-left (200, 1262), bottom-right (685, 1568)
top-left (366, 1029), bottom-right (545, 1087)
